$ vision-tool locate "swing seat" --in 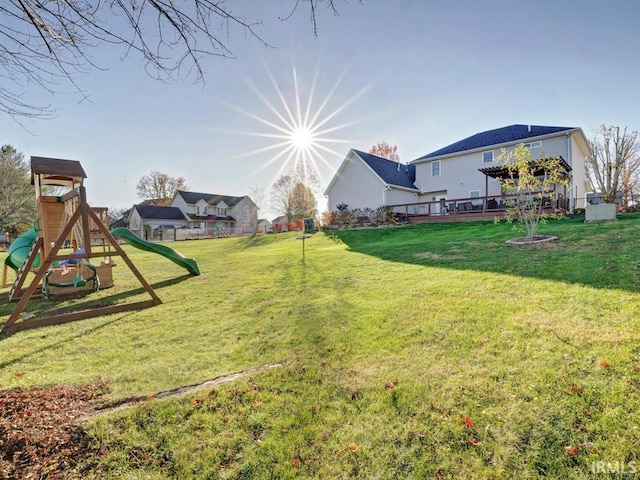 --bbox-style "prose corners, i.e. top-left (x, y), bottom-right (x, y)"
top-left (43, 264), bottom-right (100, 299)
